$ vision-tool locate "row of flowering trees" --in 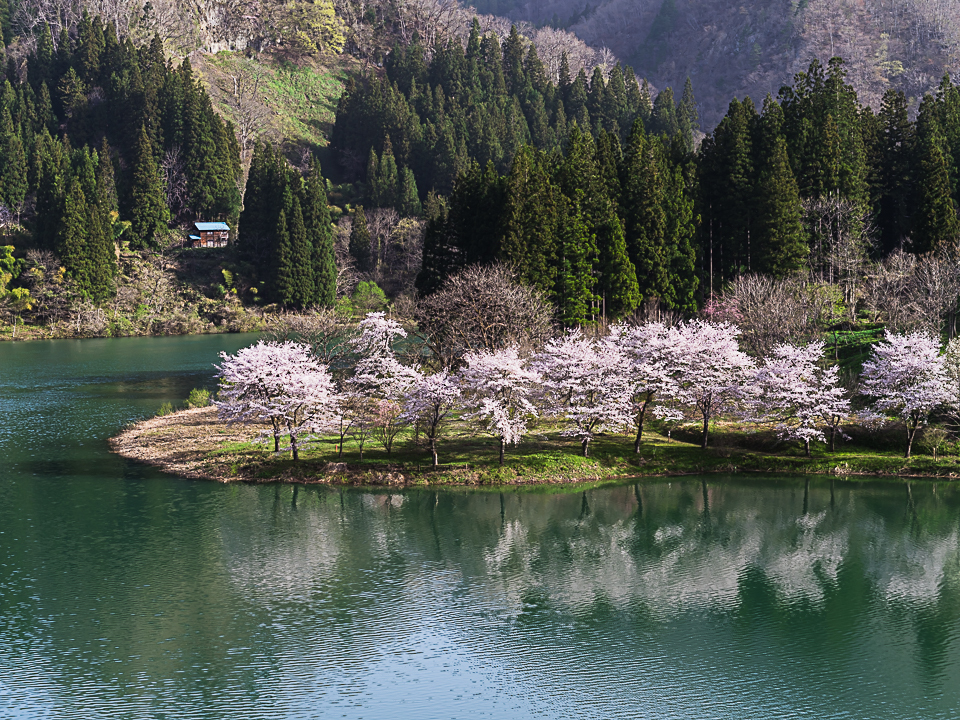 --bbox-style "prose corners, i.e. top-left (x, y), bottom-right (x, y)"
top-left (215, 312), bottom-right (960, 464)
